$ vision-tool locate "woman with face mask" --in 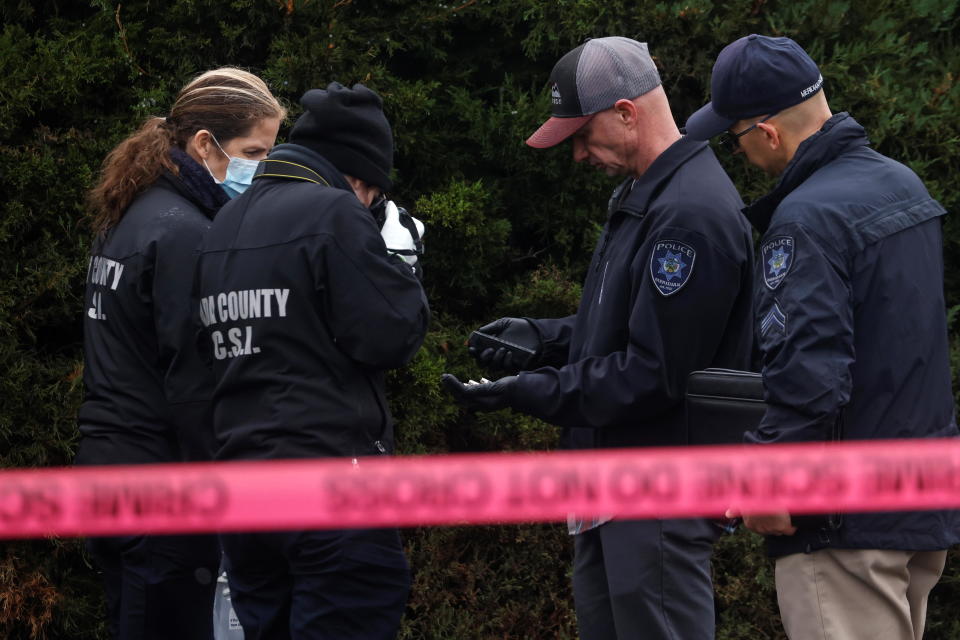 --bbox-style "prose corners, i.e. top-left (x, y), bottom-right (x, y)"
top-left (78, 67), bottom-right (285, 640)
